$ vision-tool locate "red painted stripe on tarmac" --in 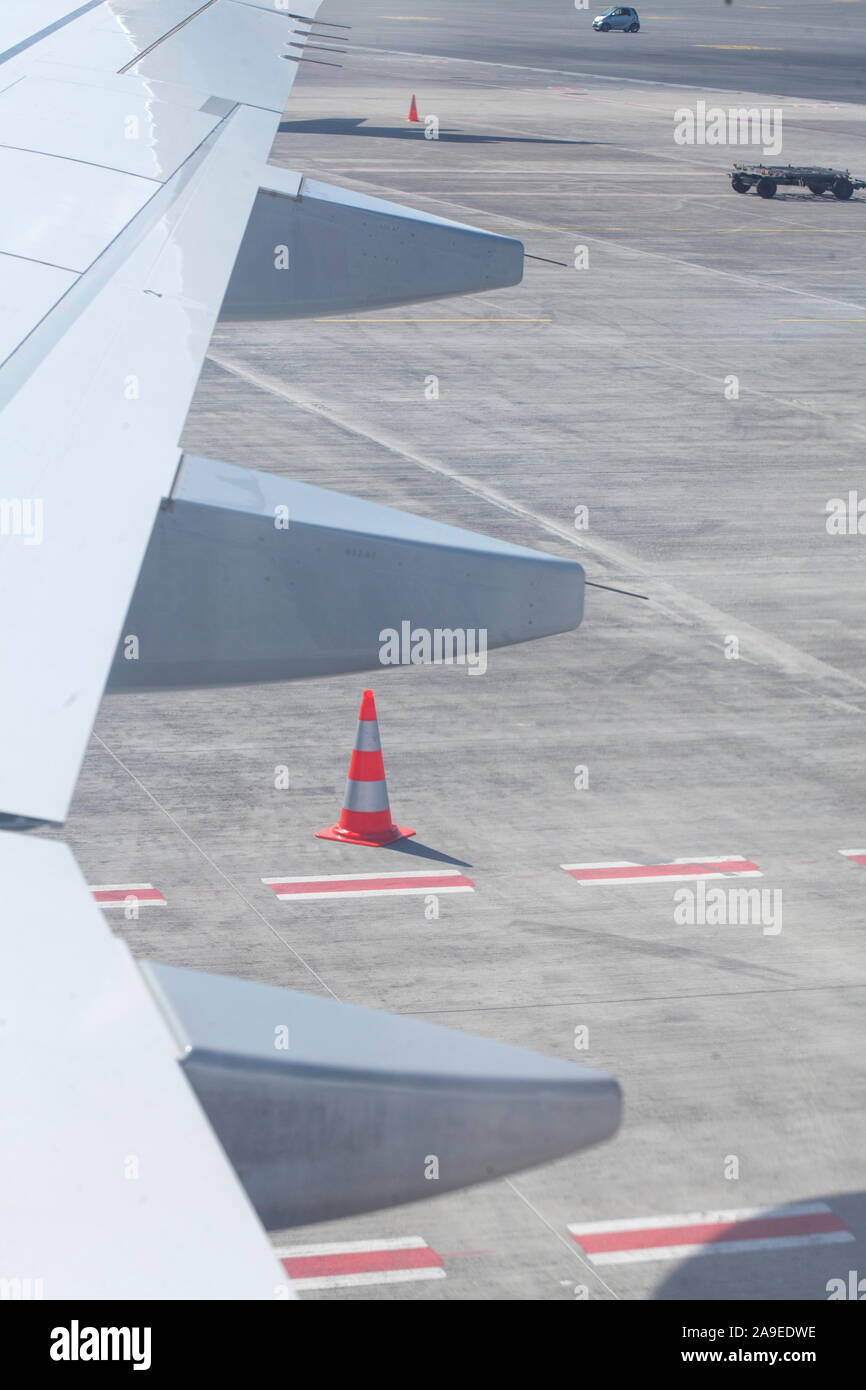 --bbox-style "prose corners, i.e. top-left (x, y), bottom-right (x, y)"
top-left (281, 1246), bottom-right (443, 1279)
top-left (574, 1210), bottom-right (849, 1255)
top-left (567, 859), bottom-right (759, 882)
top-left (270, 873), bottom-right (475, 895)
